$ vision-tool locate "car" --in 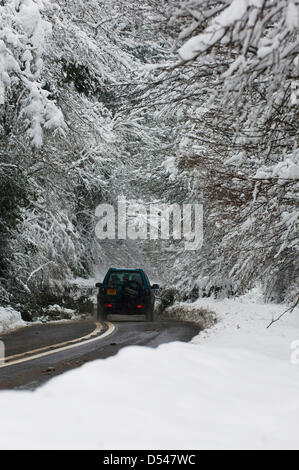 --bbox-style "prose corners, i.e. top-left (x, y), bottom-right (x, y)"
top-left (96, 268), bottom-right (159, 322)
